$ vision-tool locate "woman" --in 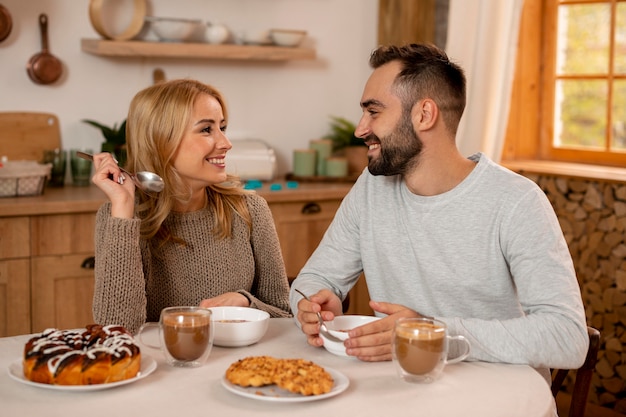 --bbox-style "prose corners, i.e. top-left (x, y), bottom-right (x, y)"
top-left (91, 79), bottom-right (291, 334)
